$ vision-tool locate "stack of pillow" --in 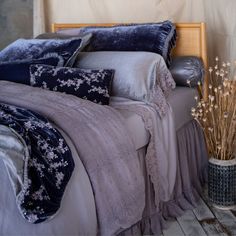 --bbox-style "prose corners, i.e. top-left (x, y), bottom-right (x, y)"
top-left (0, 20), bottom-right (204, 106)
